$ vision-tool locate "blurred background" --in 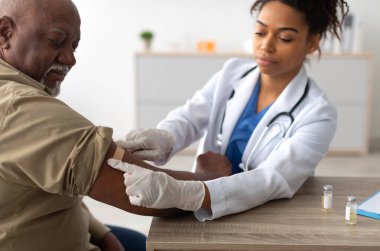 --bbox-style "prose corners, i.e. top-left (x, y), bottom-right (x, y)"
top-left (64, 0), bottom-right (380, 144)
top-left (63, 0), bottom-right (380, 236)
